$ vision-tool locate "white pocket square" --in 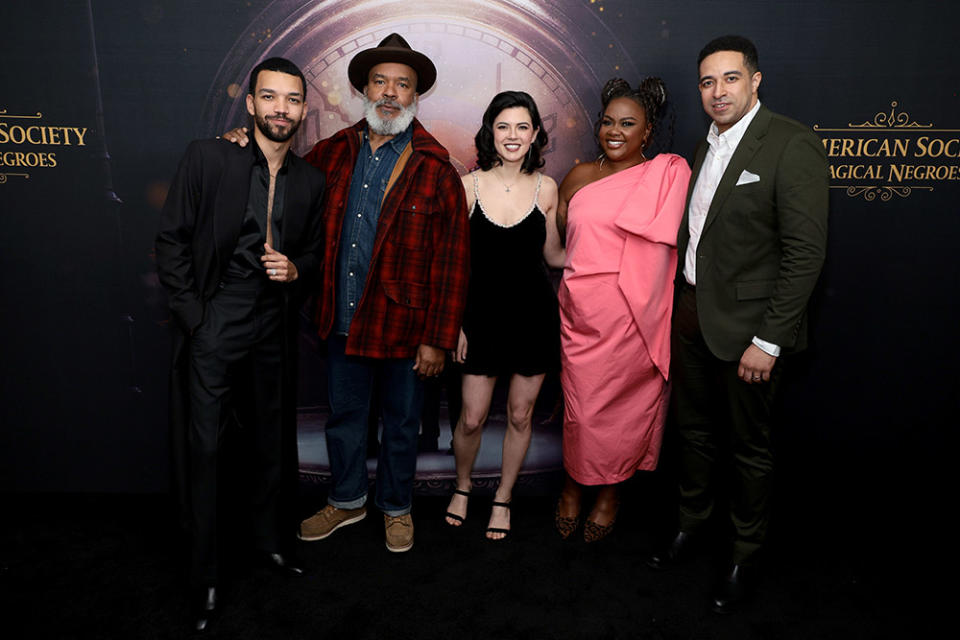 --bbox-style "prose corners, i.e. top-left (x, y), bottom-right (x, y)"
top-left (736, 170), bottom-right (760, 186)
